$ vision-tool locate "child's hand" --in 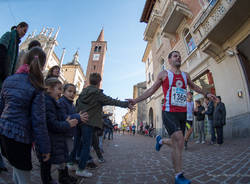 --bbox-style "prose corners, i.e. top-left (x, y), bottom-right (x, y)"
top-left (66, 117), bottom-right (78, 127)
top-left (79, 111), bottom-right (88, 123)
